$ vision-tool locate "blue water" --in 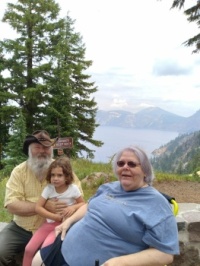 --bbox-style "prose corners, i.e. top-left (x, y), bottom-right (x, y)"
top-left (85, 126), bottom-right (179, 163)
